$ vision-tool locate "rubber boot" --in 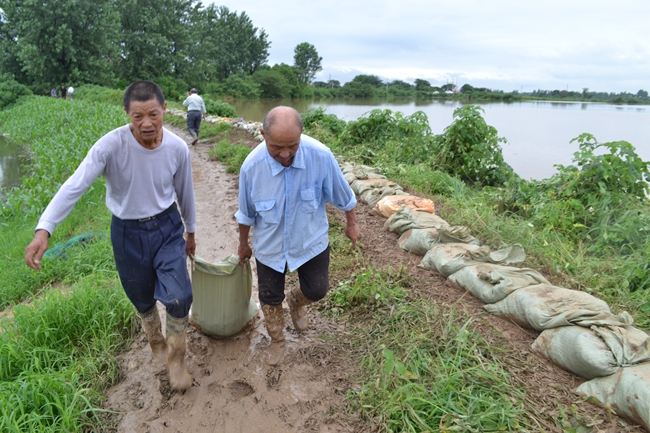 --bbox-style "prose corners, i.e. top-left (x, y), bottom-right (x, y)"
top-left (261, 303), bottom-right (286, 366)
top-left (286, 288), bottom-right (313, 332)
top-left (189, 130), bottom-right (198, 146)
top-left (139, 306), bottom-right (167, 362)
top-left (166, 314), bottom-right (193, 392)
